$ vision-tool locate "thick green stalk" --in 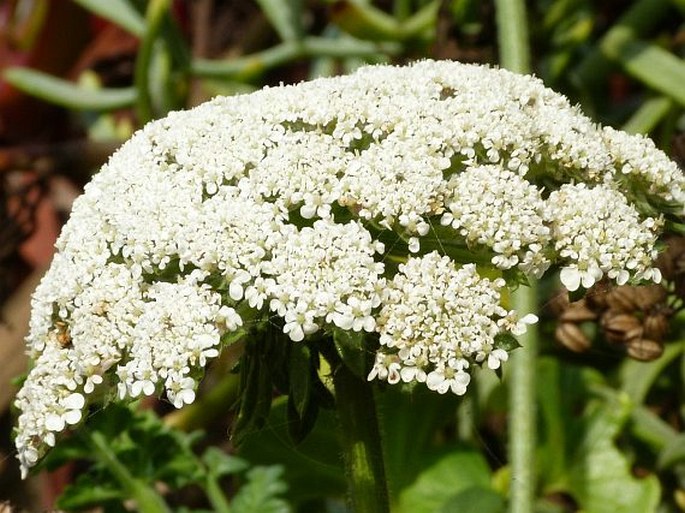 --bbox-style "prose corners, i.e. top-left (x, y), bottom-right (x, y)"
top-left (494, 0), bottom-right (531, 74)
top-left (87, 430), bottom-right (171, 513)
top-left (324, 344), bottom-right (390, 513)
